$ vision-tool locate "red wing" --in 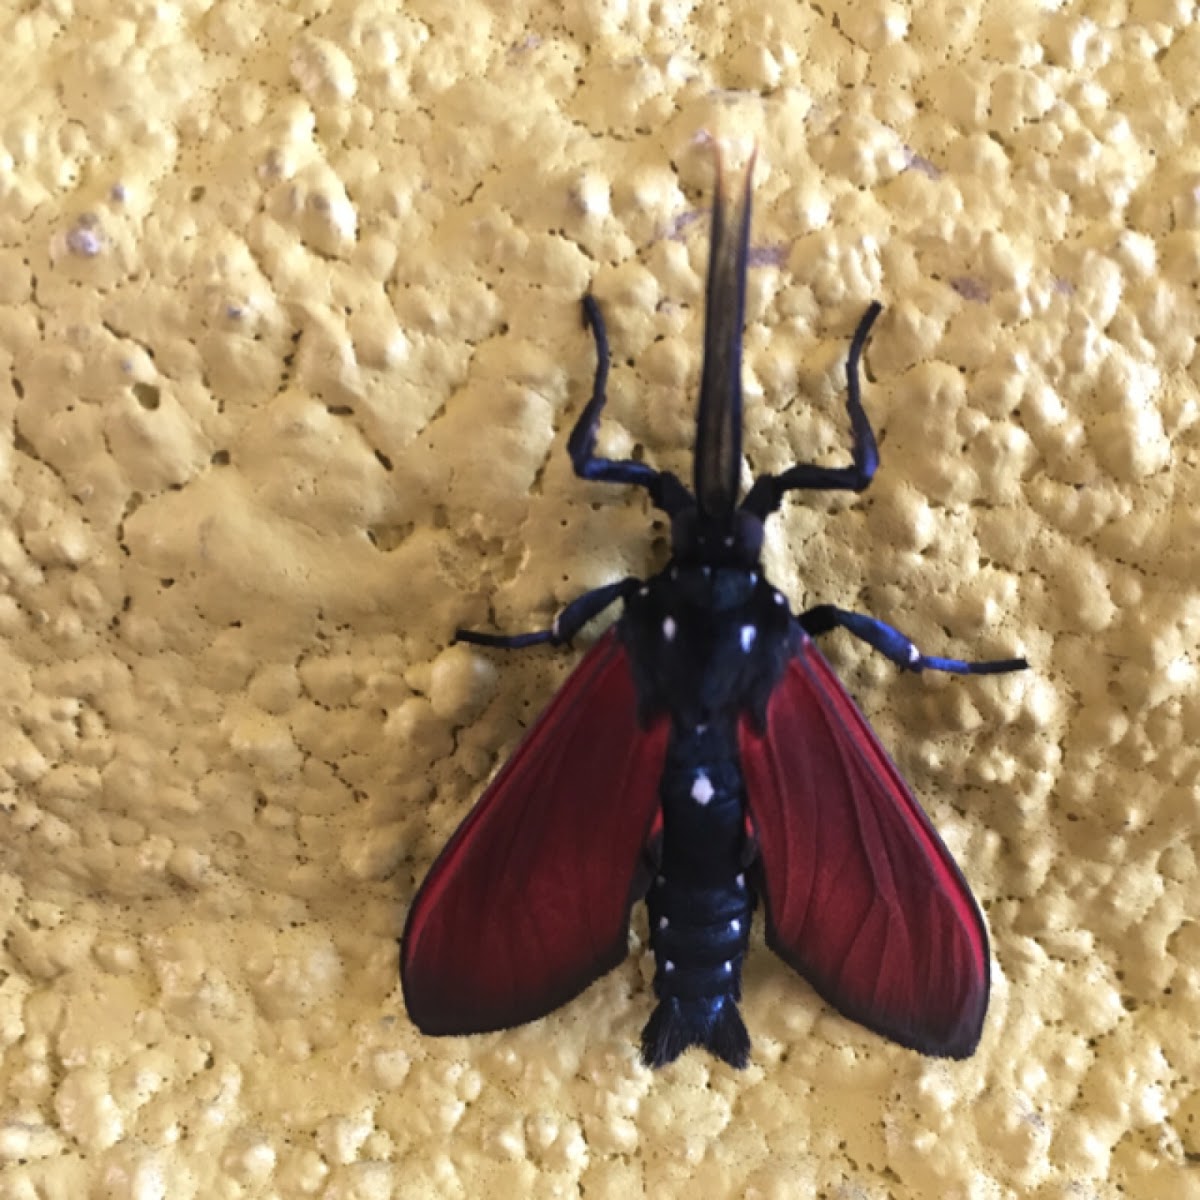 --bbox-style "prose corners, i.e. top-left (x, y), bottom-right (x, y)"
top-left (739, 634), bottom-right (989, 1058)
top-left (402, 629), bottom-right (669, 1036)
